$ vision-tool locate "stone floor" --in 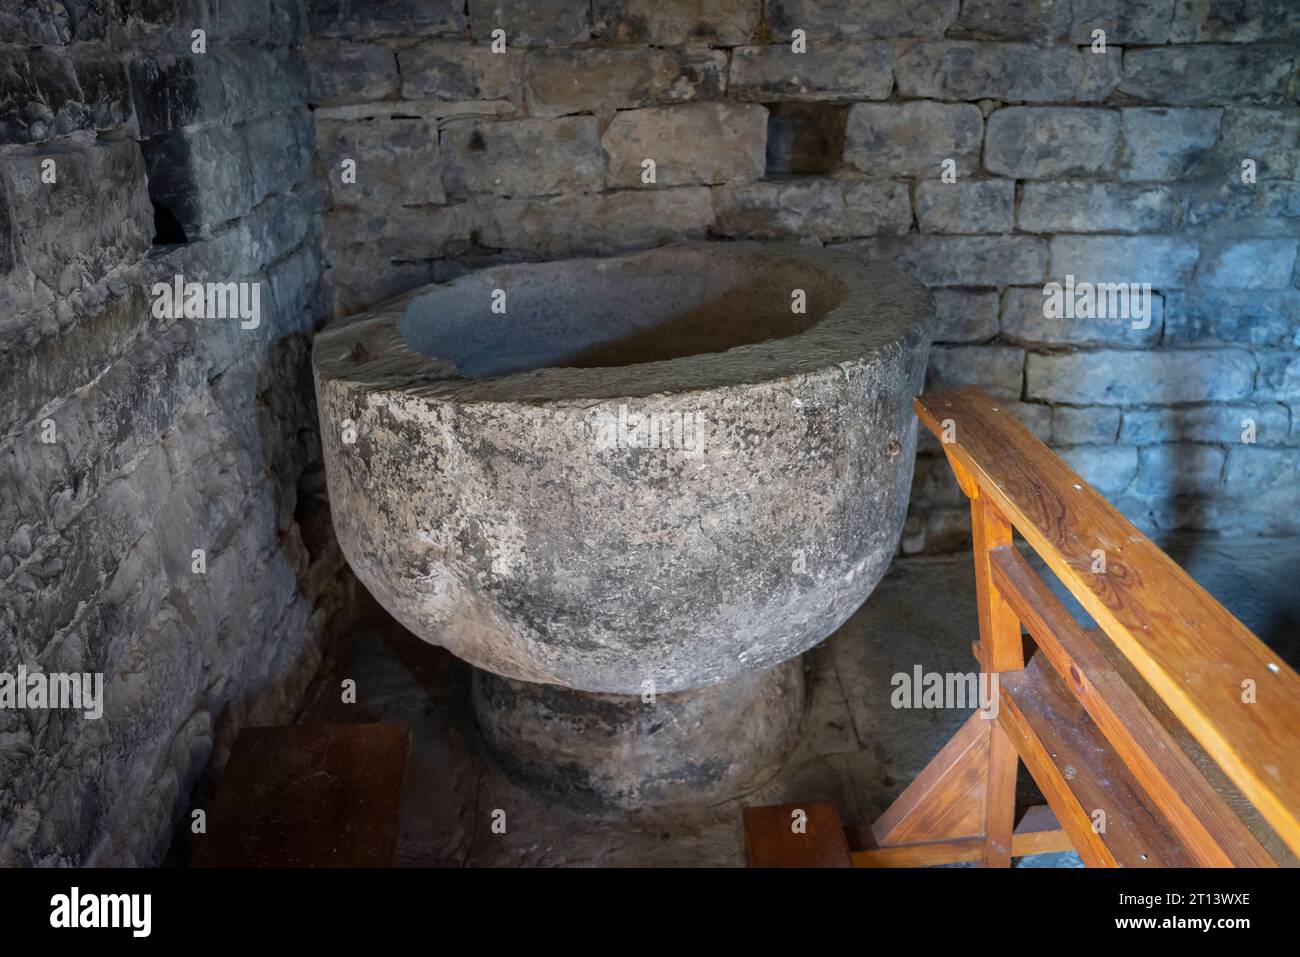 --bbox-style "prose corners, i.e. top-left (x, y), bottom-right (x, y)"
top-left (290, 534), bottom-right (1300, 867)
